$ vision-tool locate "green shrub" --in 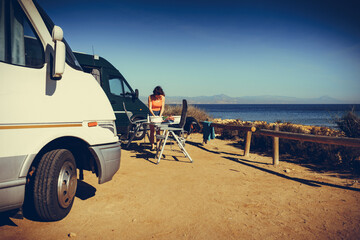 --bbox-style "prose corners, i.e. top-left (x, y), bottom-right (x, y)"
top-left (335, 109), bottom-right (360, 138)
top-left (335, 110), bottom-right (360, 171)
